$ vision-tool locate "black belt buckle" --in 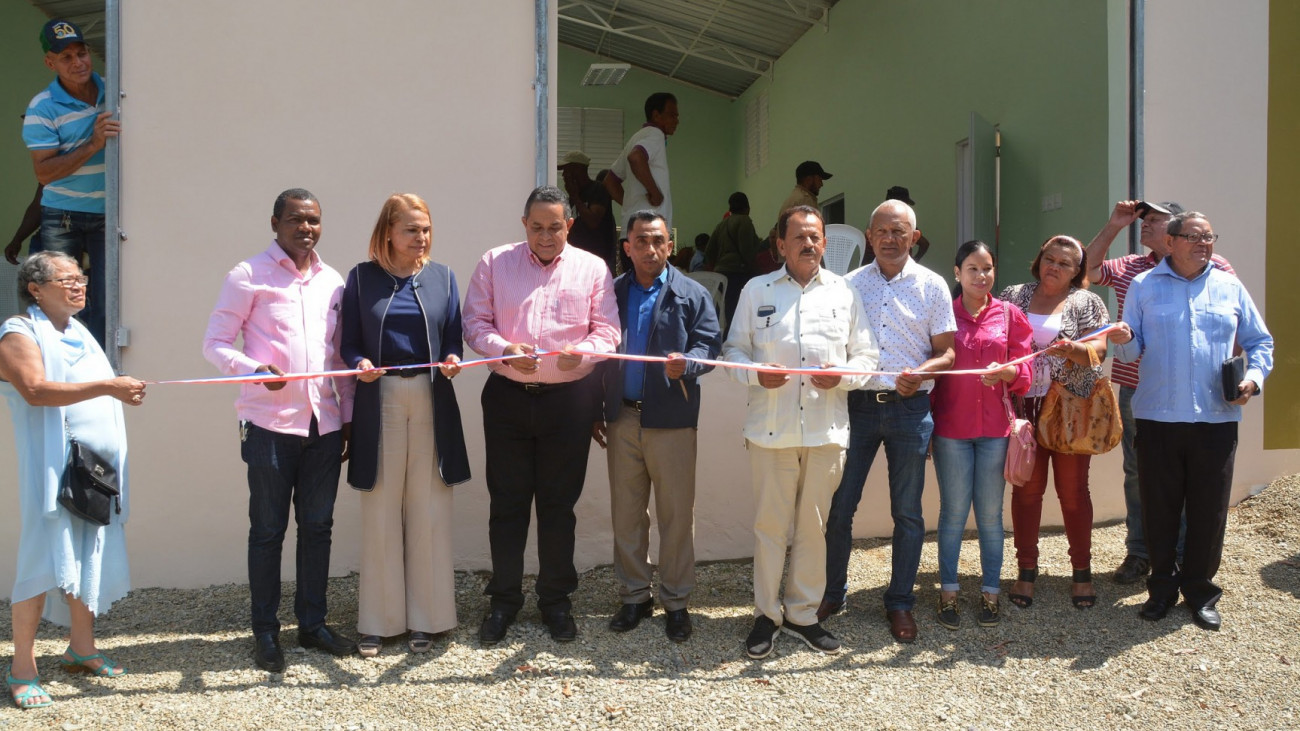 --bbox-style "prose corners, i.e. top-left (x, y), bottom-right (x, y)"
top-left (873, 390), bottom-right (894, 403)
top-left (622, 398), bottom-right (643, 411)
top-left (397, 367), bottom-right (422, 379)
